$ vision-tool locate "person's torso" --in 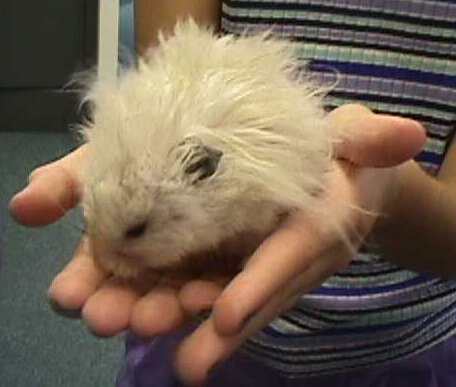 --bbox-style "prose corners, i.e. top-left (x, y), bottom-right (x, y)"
top-left (221, 0), bottom-right (456, 377)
